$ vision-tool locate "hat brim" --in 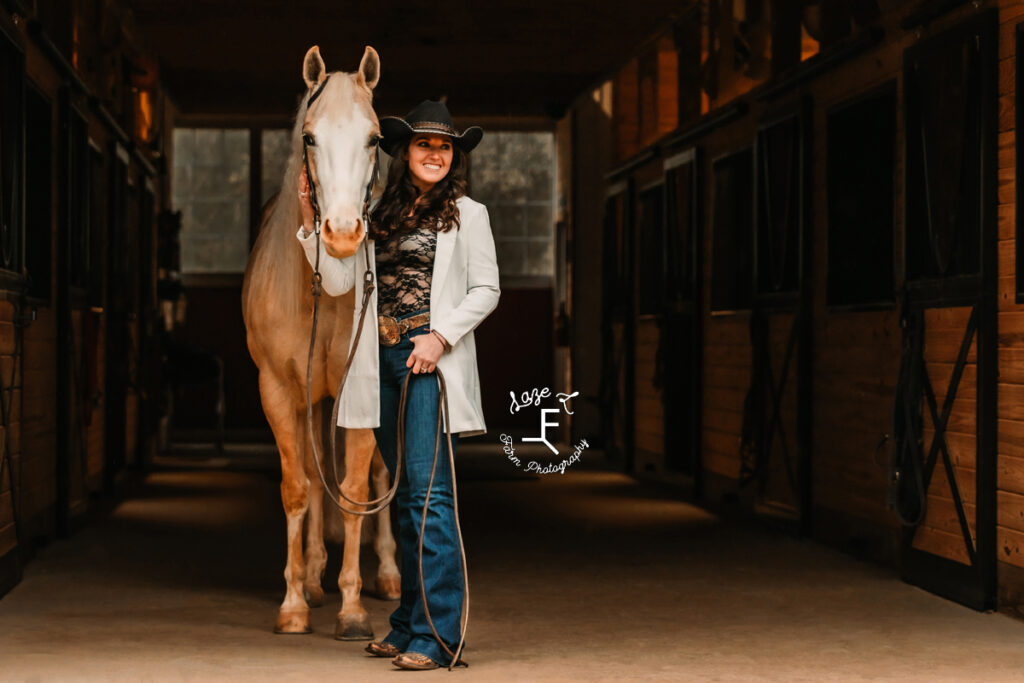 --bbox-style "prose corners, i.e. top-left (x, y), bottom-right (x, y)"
top-left (380, 117), bottom-right (483, 155)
